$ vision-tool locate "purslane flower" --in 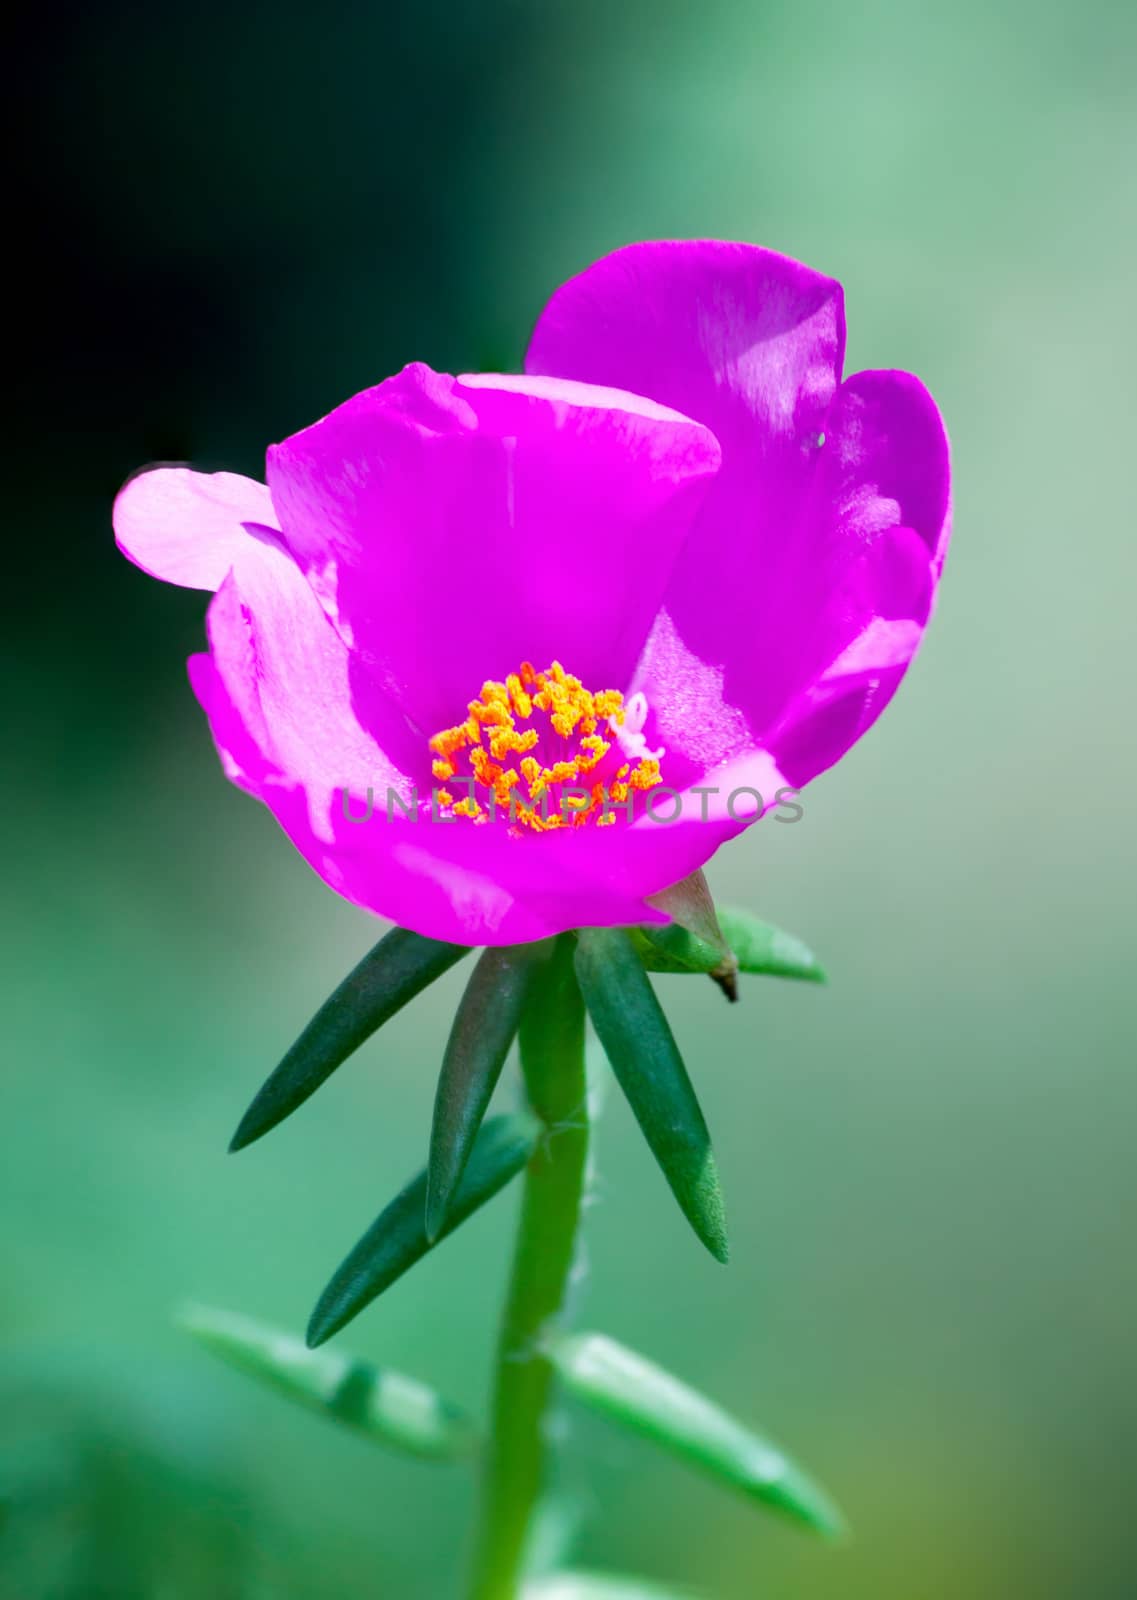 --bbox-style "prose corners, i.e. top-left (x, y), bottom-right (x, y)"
top-left (114, 240), bottom-right (951, 945)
